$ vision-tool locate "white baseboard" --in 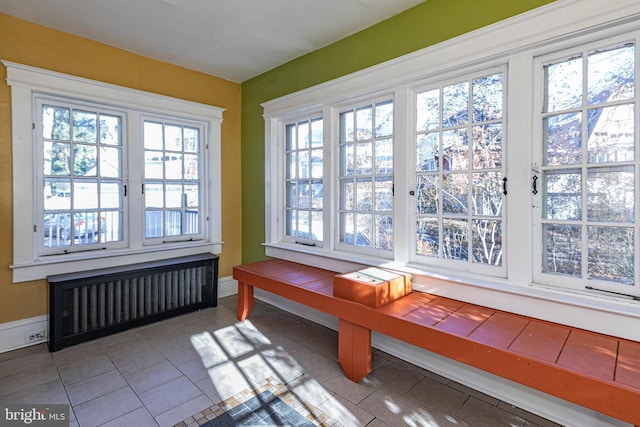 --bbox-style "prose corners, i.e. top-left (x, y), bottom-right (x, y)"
top-left (251, 288), bottom-right (631, 427)
top-left (0, 315), bottom-right (48, 354)
top-left (218, 275), bottom-right (237, 299)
